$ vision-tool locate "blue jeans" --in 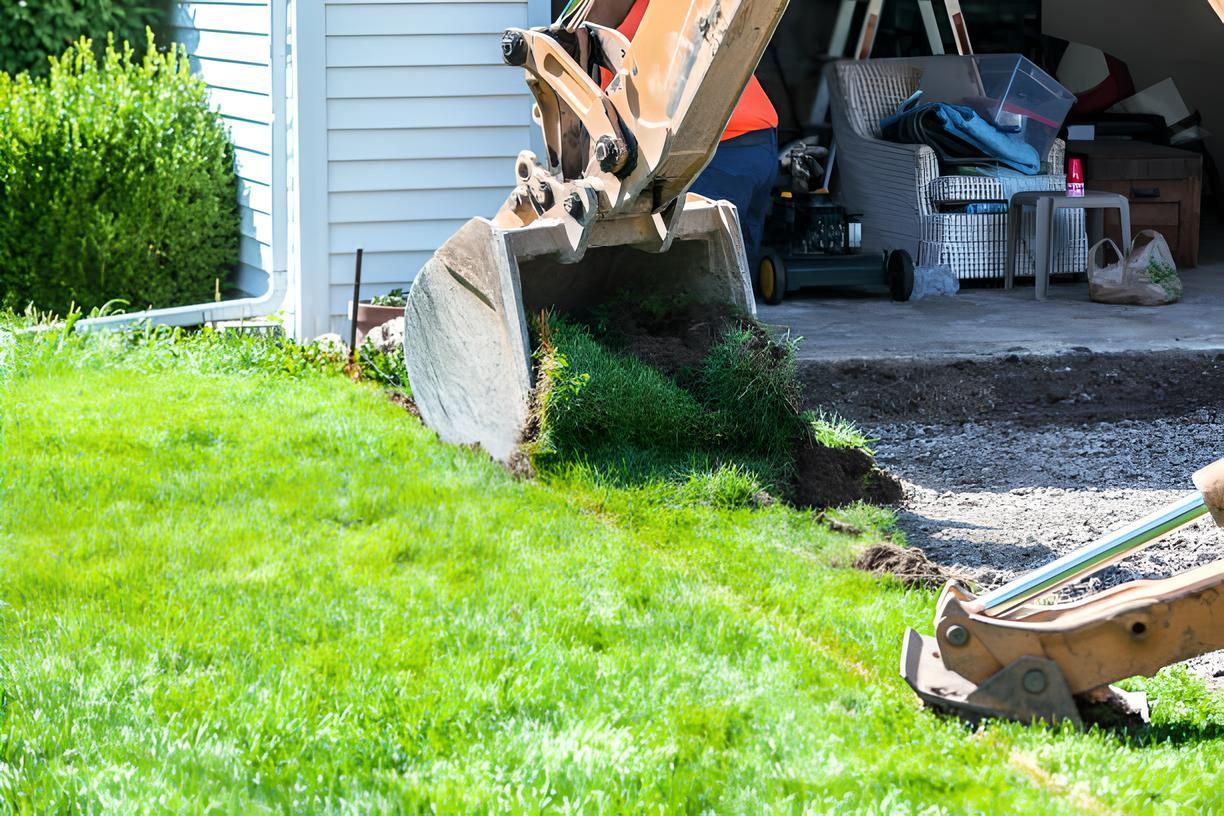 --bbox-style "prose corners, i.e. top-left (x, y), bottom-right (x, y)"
top-left (689, 128), bottom-right (778, 272)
